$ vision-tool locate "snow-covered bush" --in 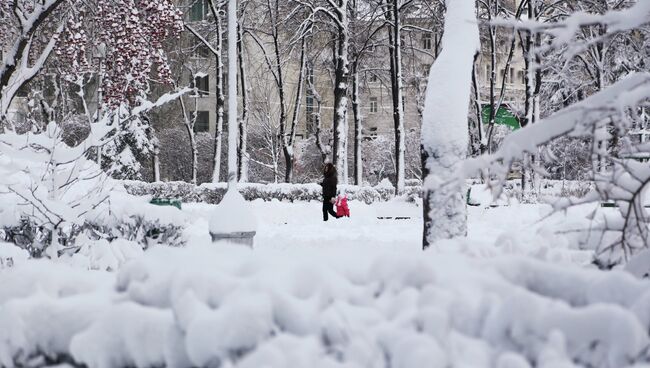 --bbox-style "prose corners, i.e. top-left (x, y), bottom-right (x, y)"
top-left (123, 181), bottom-right (402, 204)
top-left (0, 116), bottom-right (188, 258)
top-left (0, 122), bottom-right (114, 258)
